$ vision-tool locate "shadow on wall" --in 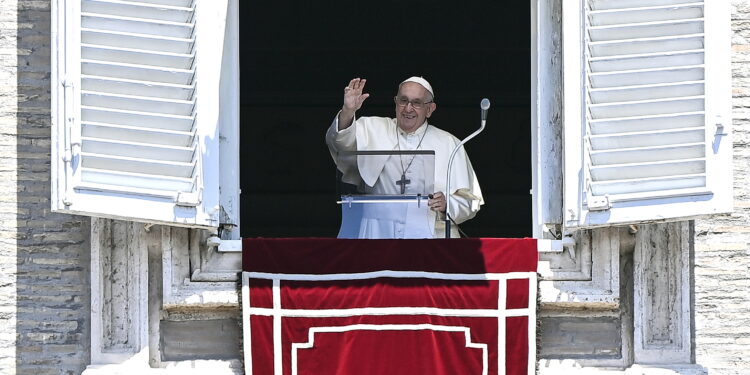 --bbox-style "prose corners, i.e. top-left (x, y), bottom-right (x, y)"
top-left (15, 3), bottom-right (91, 374)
